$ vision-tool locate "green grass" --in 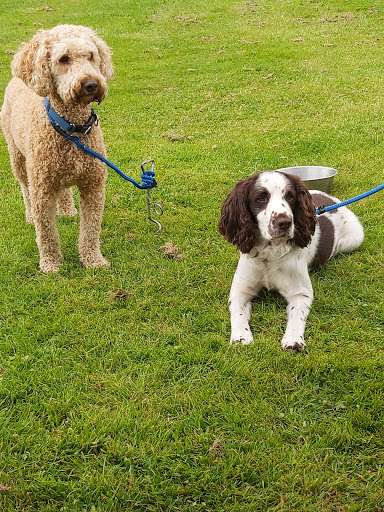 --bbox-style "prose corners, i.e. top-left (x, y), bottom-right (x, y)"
top-left (1, 0), bottom-right (384, 510)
